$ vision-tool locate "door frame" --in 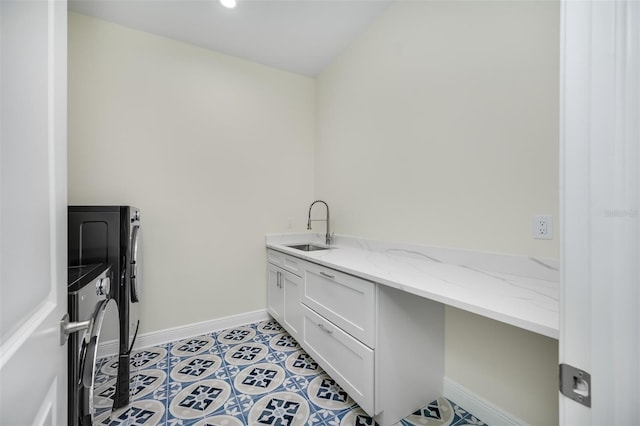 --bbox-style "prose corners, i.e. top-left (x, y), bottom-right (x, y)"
top-left (559, 0), bottom-right (639, 424)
